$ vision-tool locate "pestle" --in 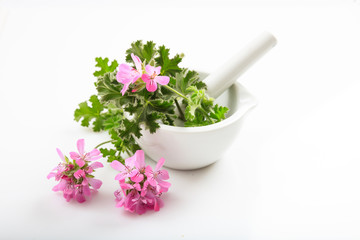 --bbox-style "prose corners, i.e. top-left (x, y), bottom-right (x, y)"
top-left (204, 31), bottom-right (277, 99)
